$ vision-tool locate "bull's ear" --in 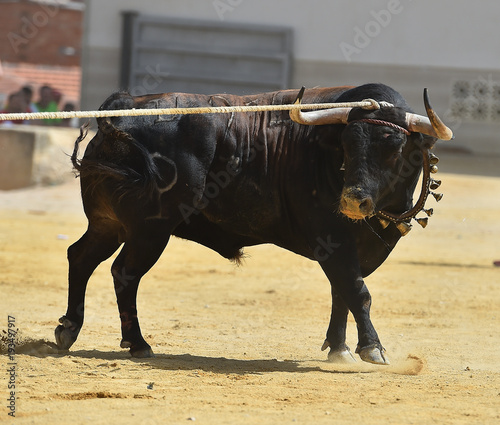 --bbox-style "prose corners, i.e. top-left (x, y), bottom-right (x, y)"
top-left (422, 134), bottom-right (438, 149)
top-left (413, 133), bottom-right (437, 150)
